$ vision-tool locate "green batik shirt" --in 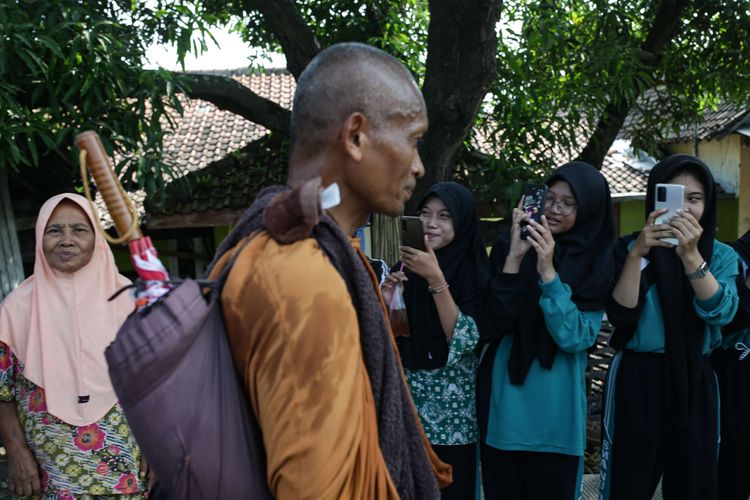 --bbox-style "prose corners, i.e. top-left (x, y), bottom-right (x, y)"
top-left (404, 312), bottom-right (479, 446)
